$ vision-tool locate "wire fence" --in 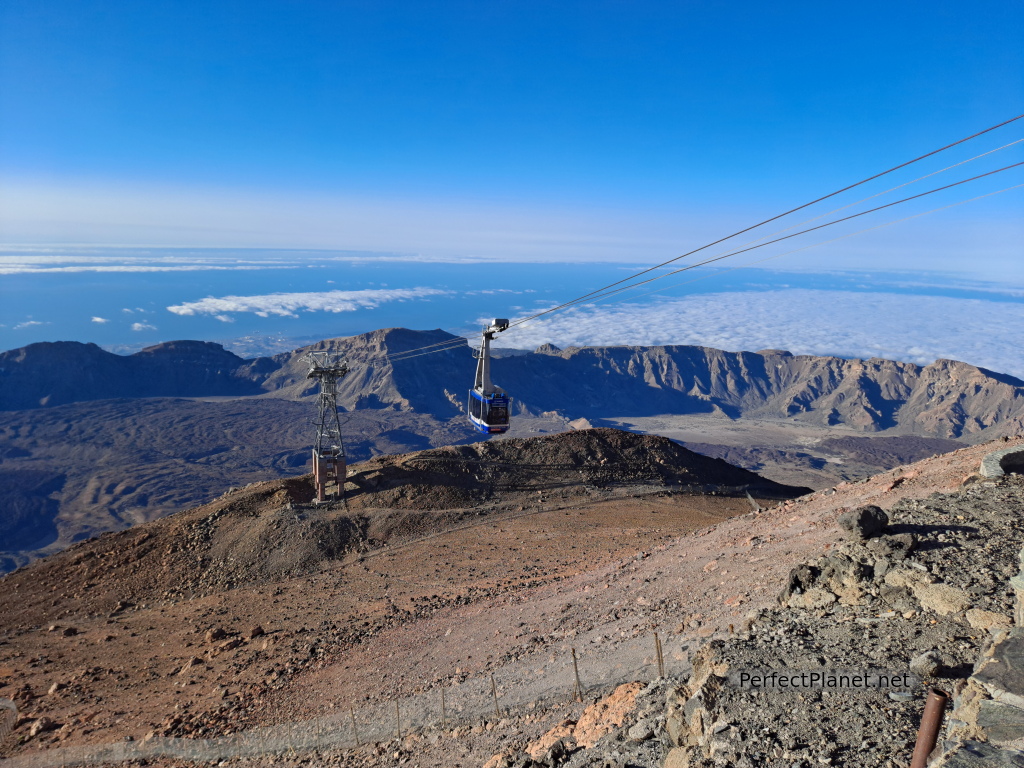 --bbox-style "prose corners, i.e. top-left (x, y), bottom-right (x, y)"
top-left (0, 700), bottom-right (16, 749)
top-left (0, 630), bottom-right (691, 768)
